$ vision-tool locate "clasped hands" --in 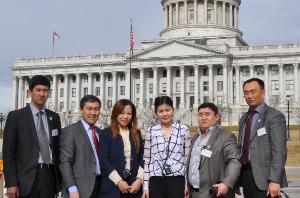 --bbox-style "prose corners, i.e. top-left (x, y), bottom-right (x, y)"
top-left (118, 178), bottom-right (142, 194)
